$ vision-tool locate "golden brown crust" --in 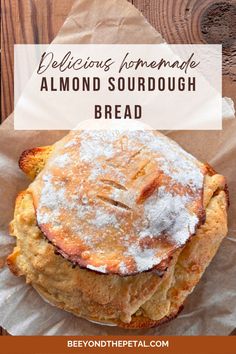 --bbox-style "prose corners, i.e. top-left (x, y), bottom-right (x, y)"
top-left (33, 277), bottom-right (183, 329)
top-left (19, 146), bottom-right (53, 180)
top-left (116, 306), bottom-right (183, 329)
top-left (8, 132), bottom-right (228, 329)
top-left (204, 163), bottom-right (217, 176)
top-left (7, 248), bottom-right (21, 276)
top-left (7, 169), bottom-right (228, 328)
